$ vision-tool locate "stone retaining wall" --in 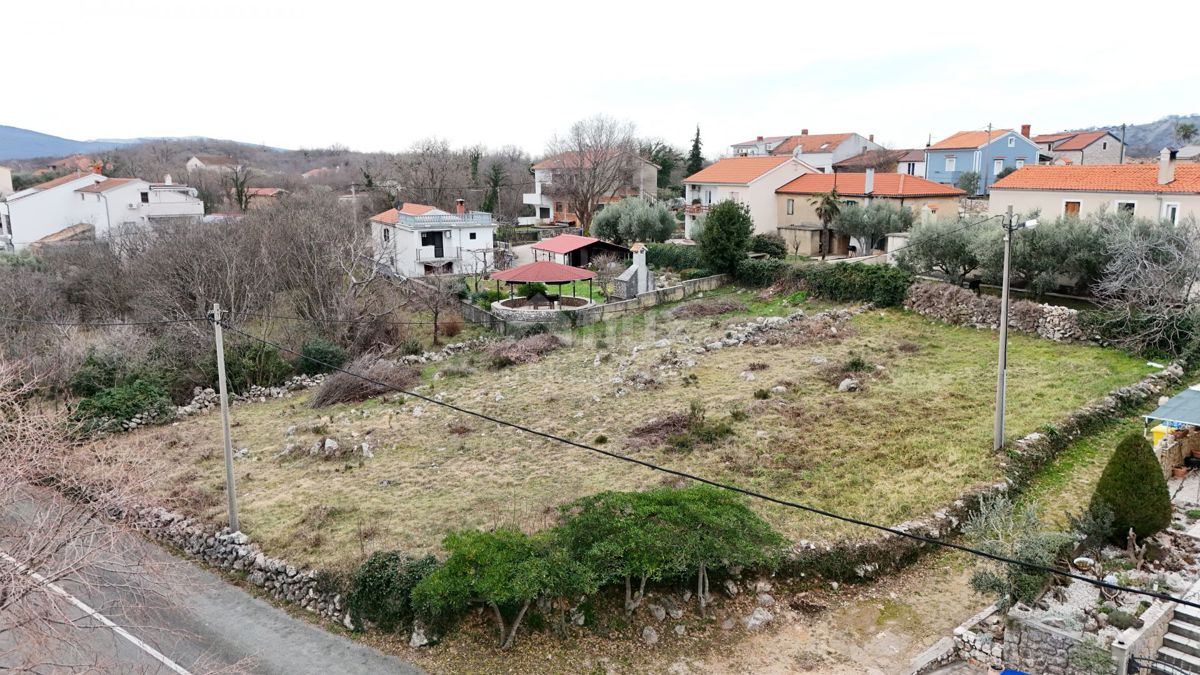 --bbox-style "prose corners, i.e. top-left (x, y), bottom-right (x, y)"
top-left (904, 281), bottom-right (1085, 342)
top-left (1001, 605), bottom-right (1114, 675)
